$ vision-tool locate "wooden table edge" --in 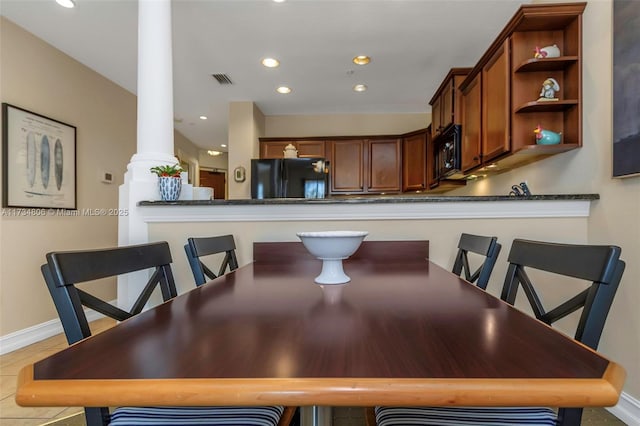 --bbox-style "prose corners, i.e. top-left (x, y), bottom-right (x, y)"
top-left (17, 362), bottom-right (626, 408)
